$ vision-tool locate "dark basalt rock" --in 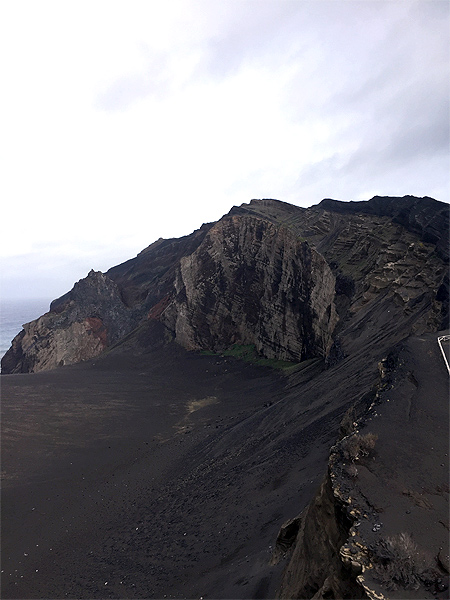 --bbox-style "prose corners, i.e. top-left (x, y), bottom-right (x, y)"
top-left (161, 214), bottom-right (337, 362)
top-left (319, 195), bottom-right (449, 262)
